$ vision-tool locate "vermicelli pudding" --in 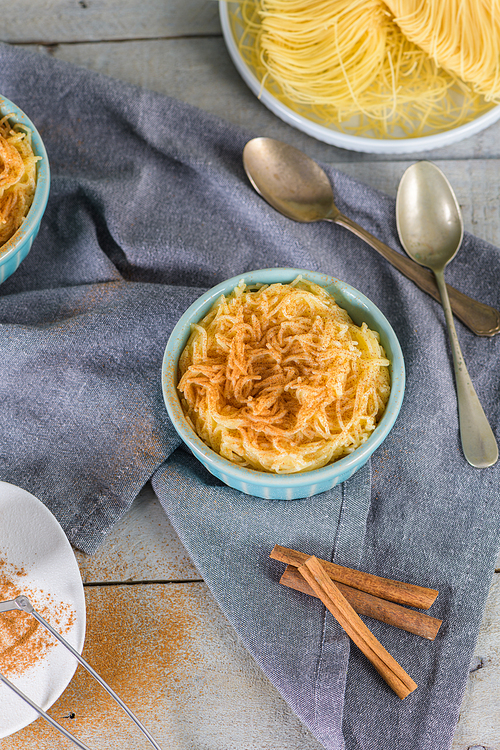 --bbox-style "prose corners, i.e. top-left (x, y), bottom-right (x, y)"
top-left (177, 277), bottom-right (391, 474)
top-left (0, 115), bottom-right (39, 249)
